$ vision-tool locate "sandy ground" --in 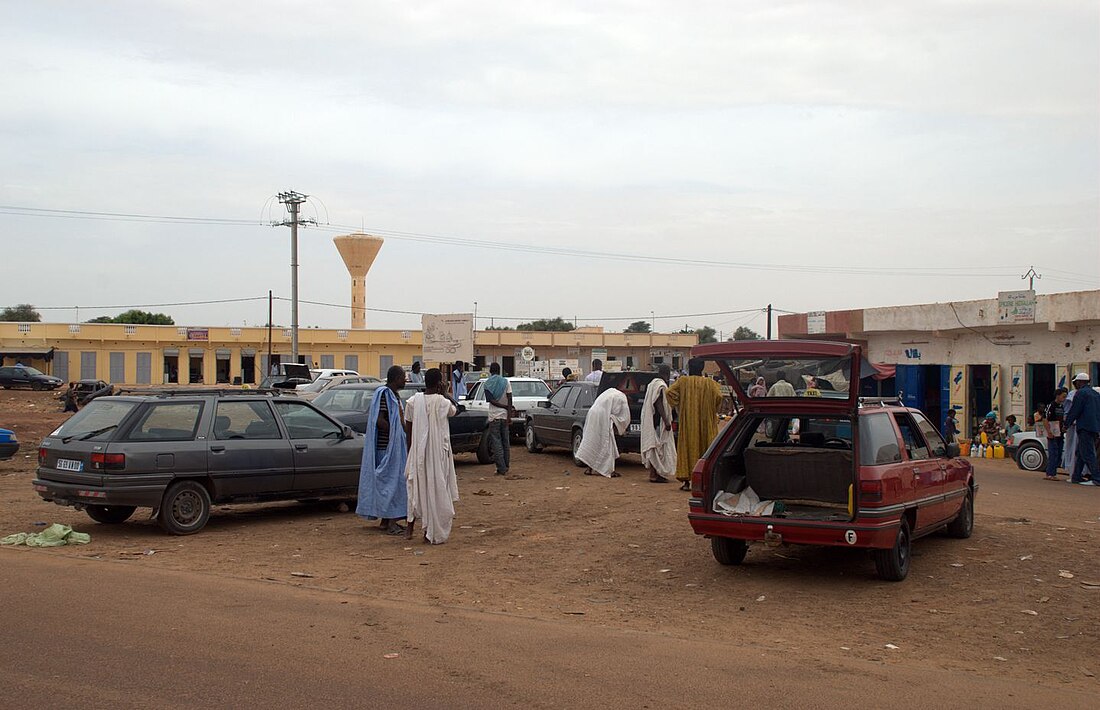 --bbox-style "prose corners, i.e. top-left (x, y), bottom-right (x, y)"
top-left (2, 389), bottom-right (1098, 700)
